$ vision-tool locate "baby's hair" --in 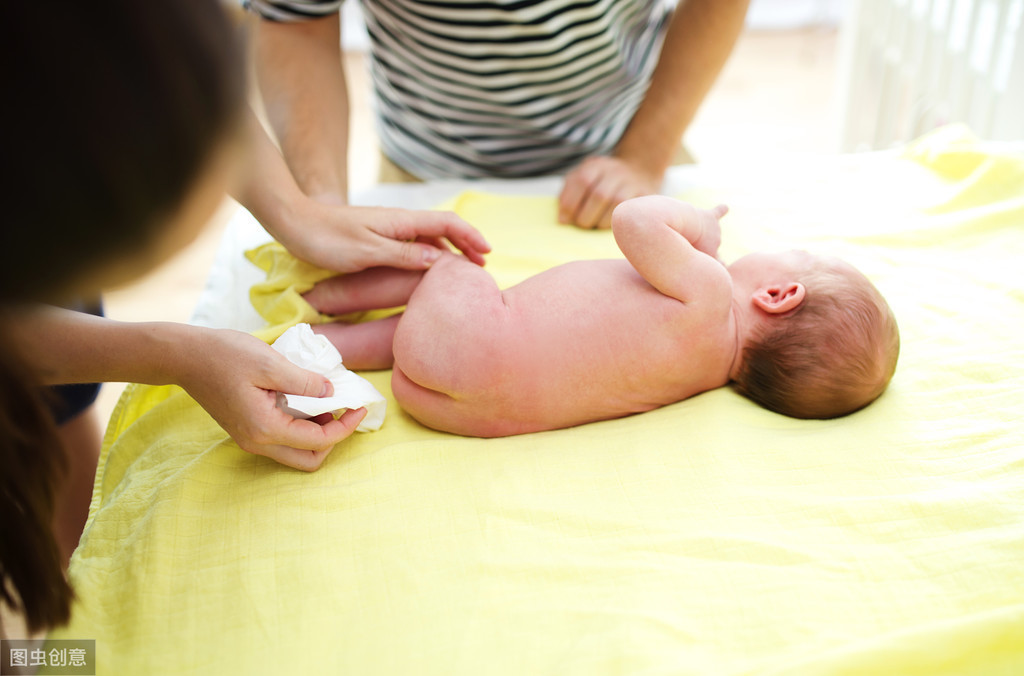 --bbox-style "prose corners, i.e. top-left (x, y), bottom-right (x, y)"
top-left (734, 263), bottom-right (899, 419)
